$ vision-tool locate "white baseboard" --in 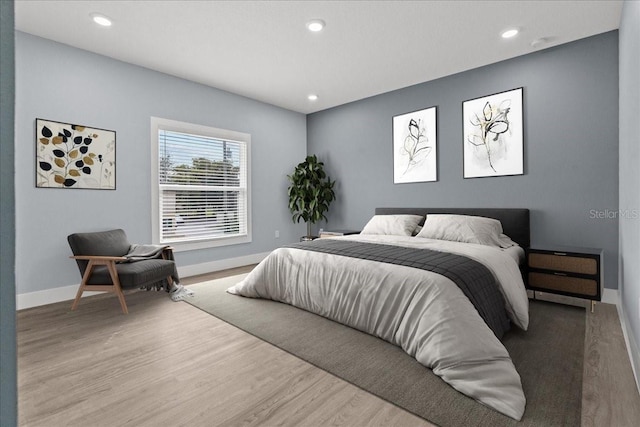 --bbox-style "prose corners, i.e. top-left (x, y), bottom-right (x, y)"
top-left (615, 291), bottom-right (640, 395)
top-left (16, 286), bottom-right (102, 311)
top-left (176, 251), bottom-right (269, 278)
top-left (16, 251), bottom-right (269, 311)
top-left (602, 287), bottom-right (618, 305)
